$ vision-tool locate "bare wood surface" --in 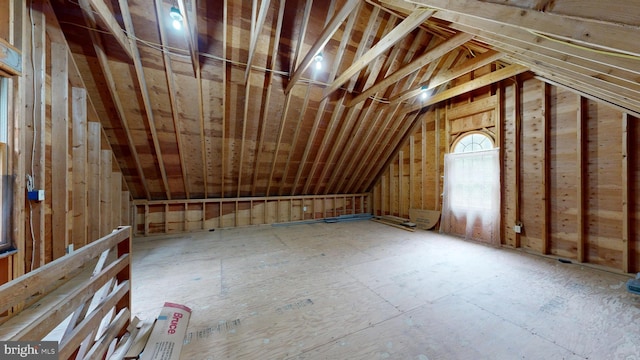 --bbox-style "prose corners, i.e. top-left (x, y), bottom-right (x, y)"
top-left (131, 222), bottom-right (640, 359)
